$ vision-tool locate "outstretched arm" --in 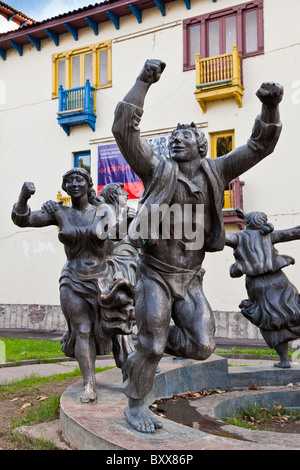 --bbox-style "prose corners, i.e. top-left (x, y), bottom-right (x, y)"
top-left (216, 82), bottom-right (283, 187)
top-left (271, 226), bottom-right (300, 244)
top-left (225, 232), bottom-right (239, 248)
top-left (112, 60), bottom-right (166, 180)
top-left (12, 182), bottom-right (57, 228)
